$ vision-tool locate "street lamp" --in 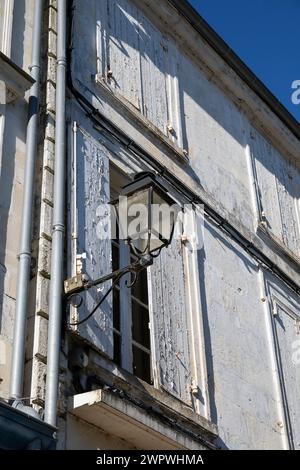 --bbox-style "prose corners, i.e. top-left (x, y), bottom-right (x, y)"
top-left (64, 172), bottom-right (178, 323)
top-left (114, 171), bottom-right (176, 257)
